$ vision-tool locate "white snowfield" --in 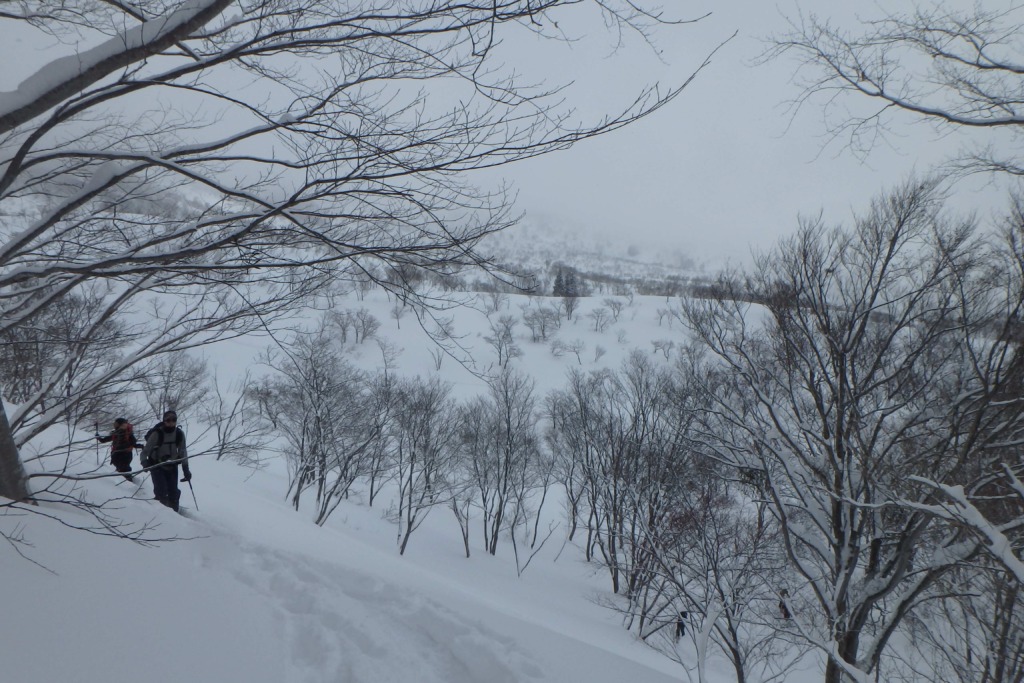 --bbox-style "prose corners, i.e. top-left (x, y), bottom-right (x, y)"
top-left (3, 459), bottom-right (685, 683)
top-left (3, 291), bottom-right (784, 683)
